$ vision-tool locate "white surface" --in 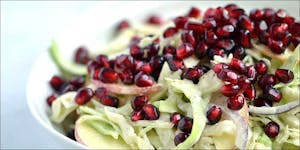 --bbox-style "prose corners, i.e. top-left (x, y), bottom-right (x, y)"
top-left (1, 1), bottom-right (299, 149)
